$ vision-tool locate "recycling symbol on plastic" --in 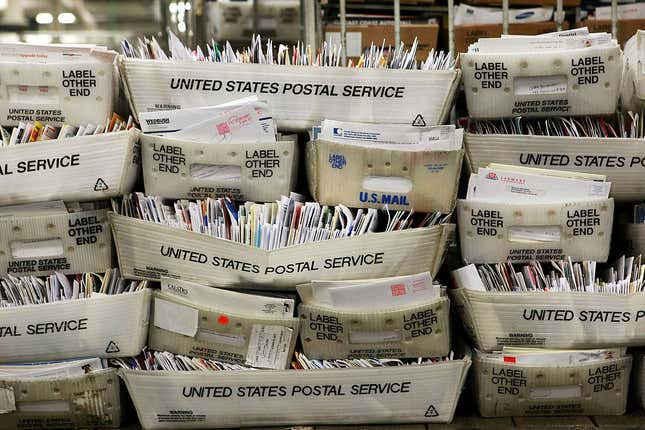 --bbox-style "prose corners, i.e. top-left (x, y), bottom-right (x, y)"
top-left (424, 404), bottom-right (439, 417)
top-left (105, 340), bottom-right (120, 354)
top-left (94, 178), bottom-right (109, 191)
top-left (412, 114), bottom-right (427, 127)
